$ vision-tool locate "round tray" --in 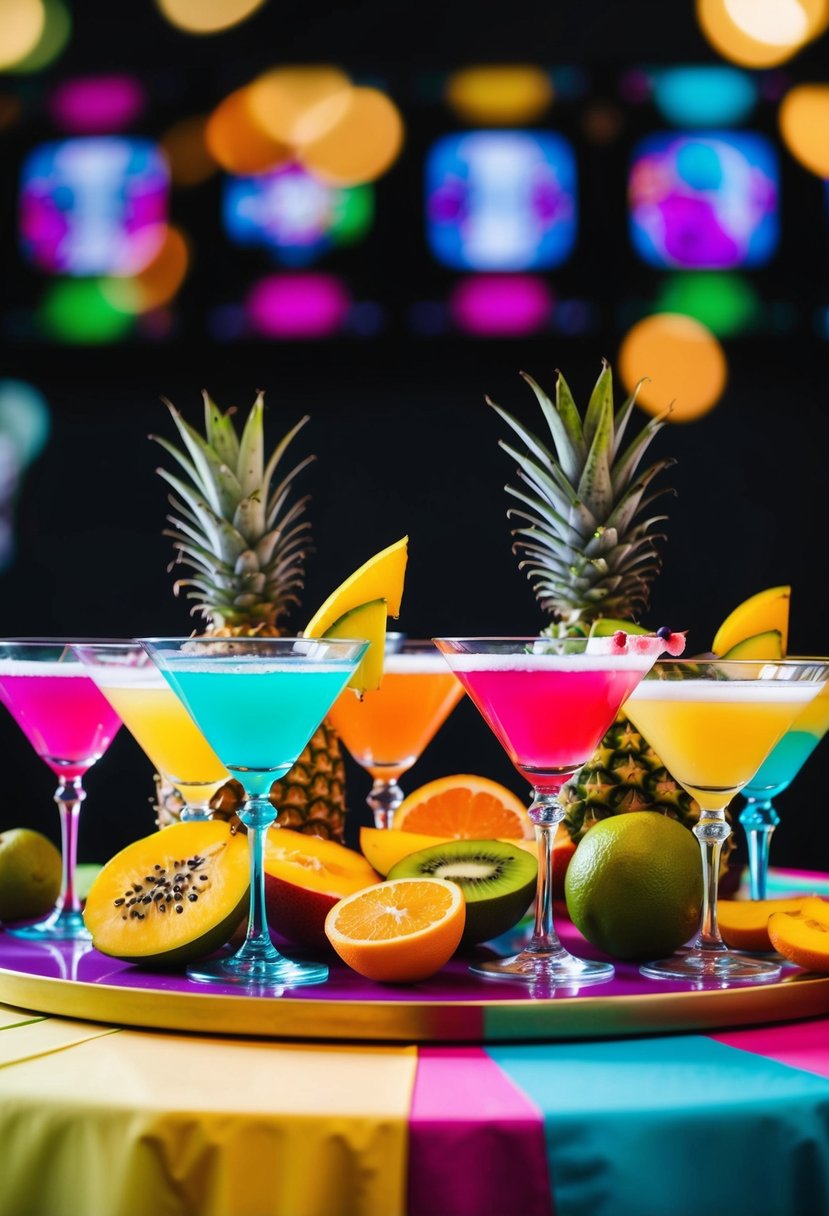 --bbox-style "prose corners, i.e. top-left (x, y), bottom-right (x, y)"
top-left (2, 919), bottom-right (828, 1043)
